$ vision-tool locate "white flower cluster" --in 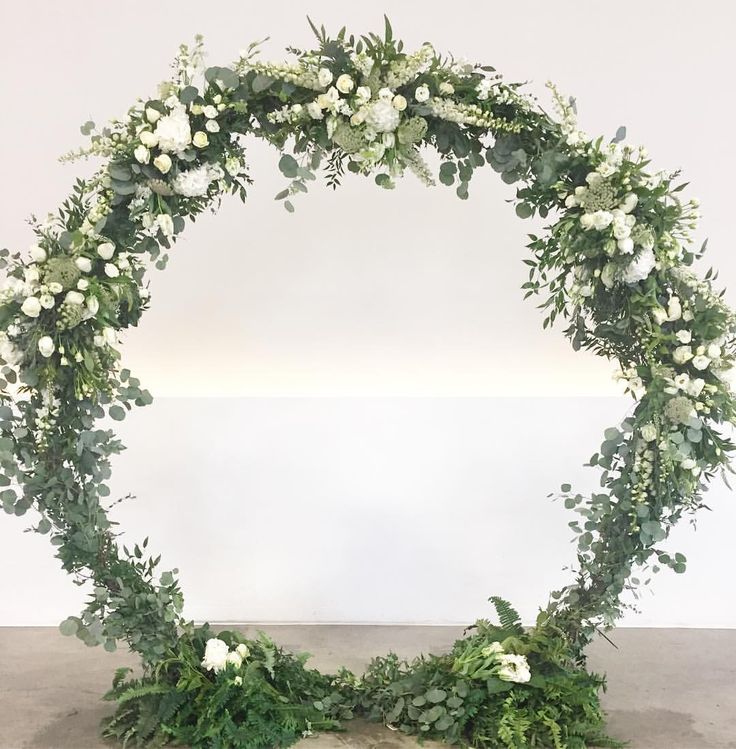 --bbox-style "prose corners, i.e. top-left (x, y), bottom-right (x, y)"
top-left (478, 640), bottom-right (532, 683)
top-left (201, 637), bottom-right (250, 675)
top-left (172, 163), bottom-right (224, 198)
top-left (428, 97), bottom-right (500, 128)
top-left (384, 43), bottom-right (434, 88)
